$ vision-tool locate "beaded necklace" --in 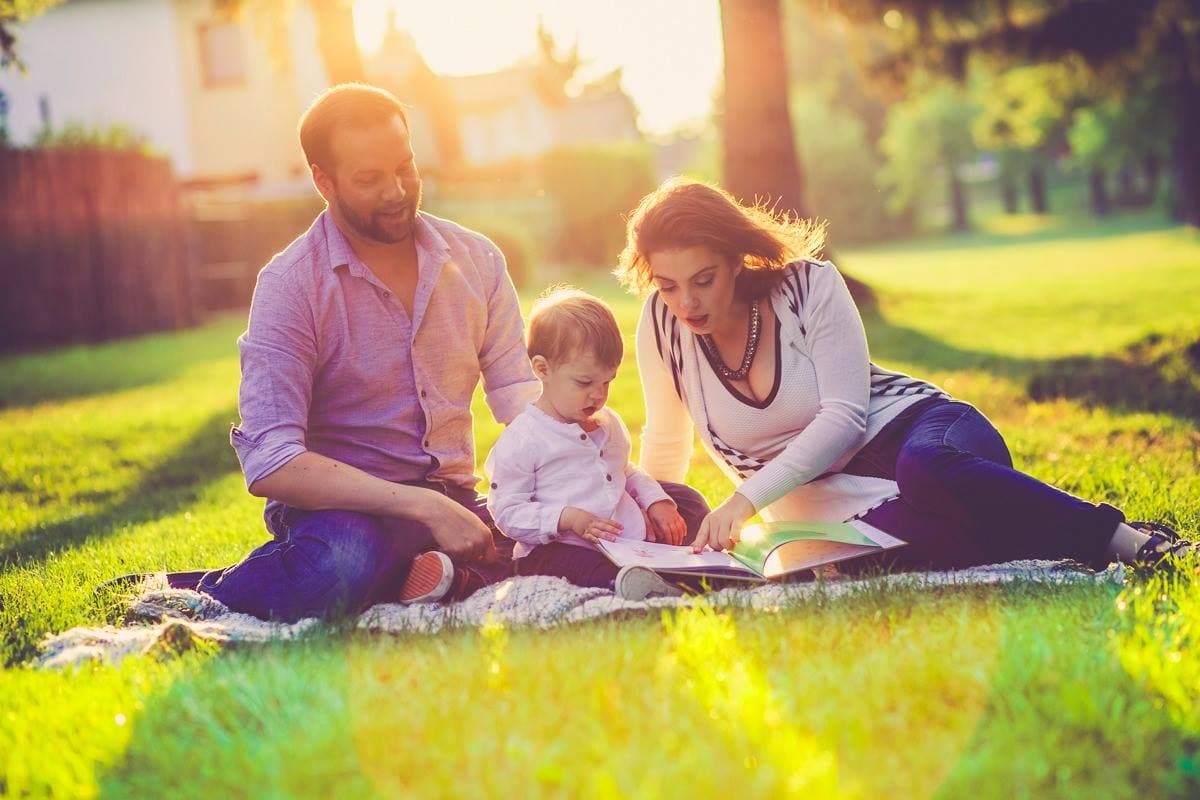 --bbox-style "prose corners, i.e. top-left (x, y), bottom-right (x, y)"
top-left (699, 301), bottom-right (760, 381)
